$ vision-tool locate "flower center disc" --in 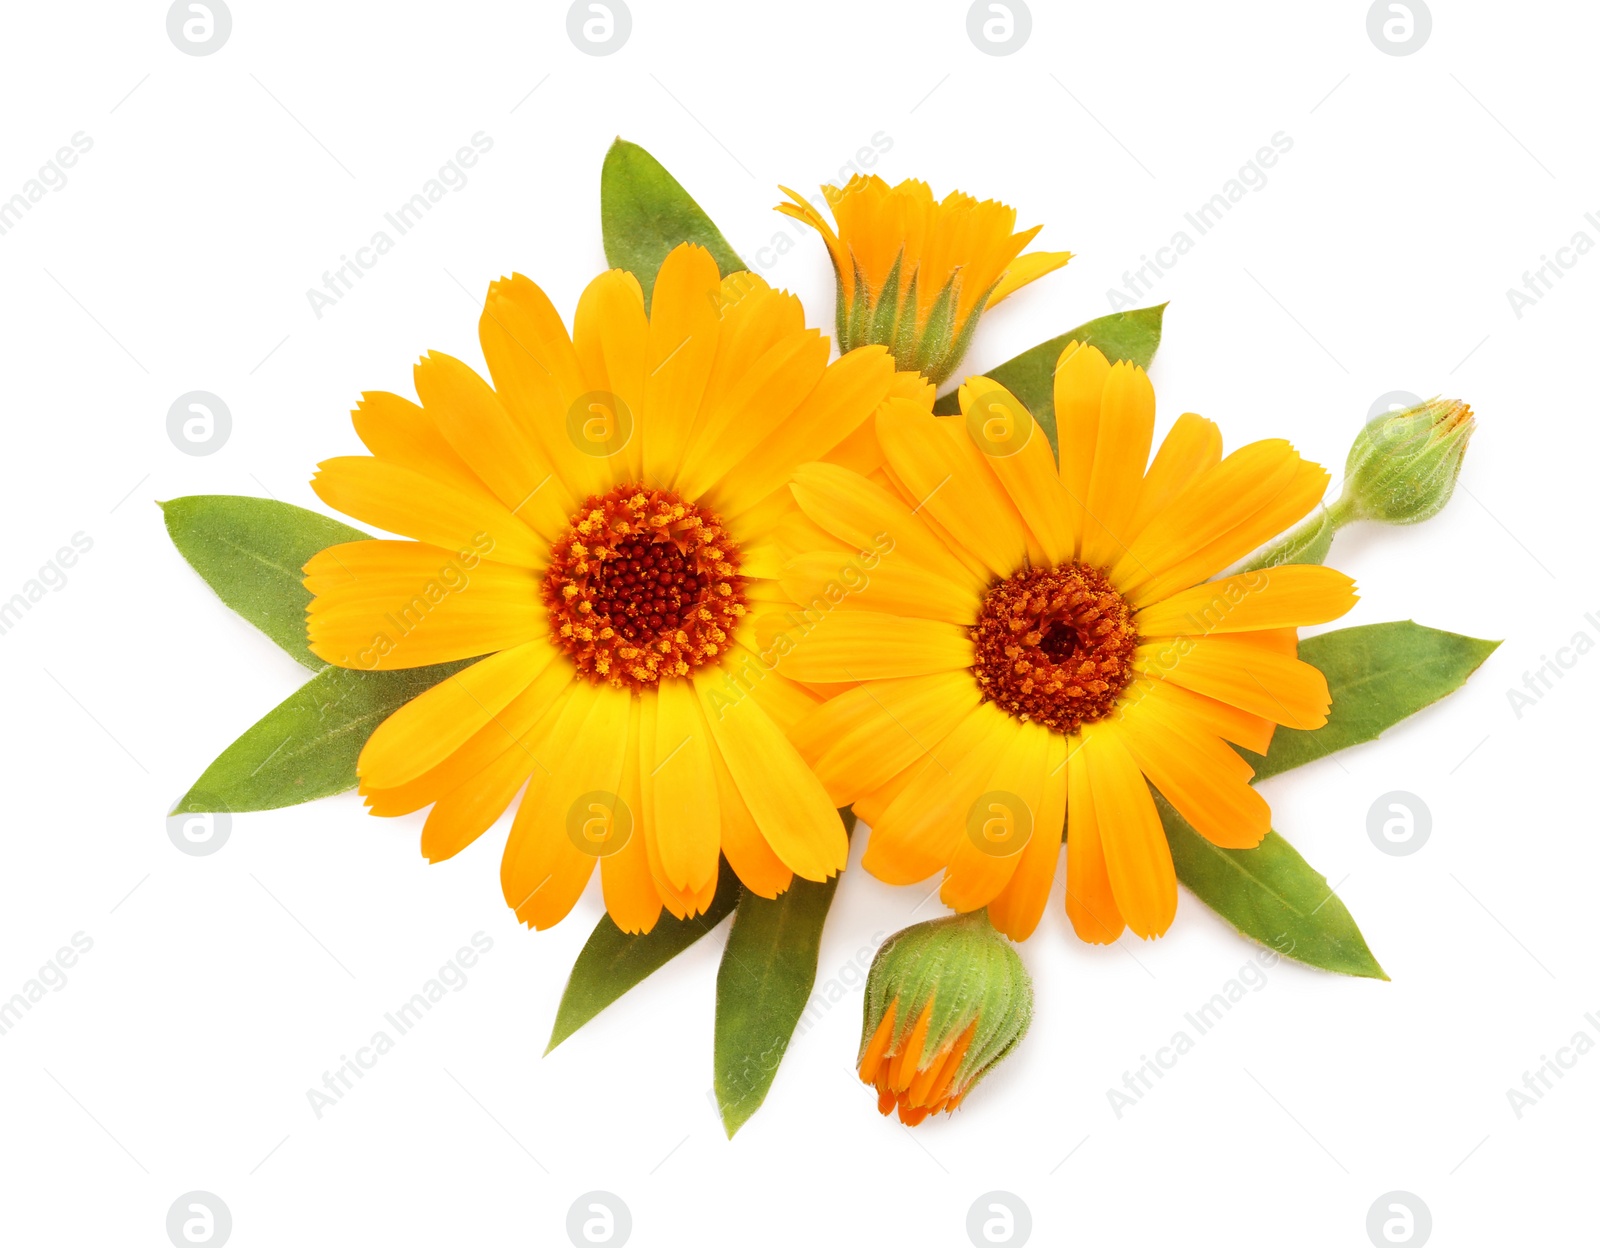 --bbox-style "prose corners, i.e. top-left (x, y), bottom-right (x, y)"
top-left (970, 563), bottom-right (1139, 734)
top-left (542, 485), bottom-right (745, 689)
